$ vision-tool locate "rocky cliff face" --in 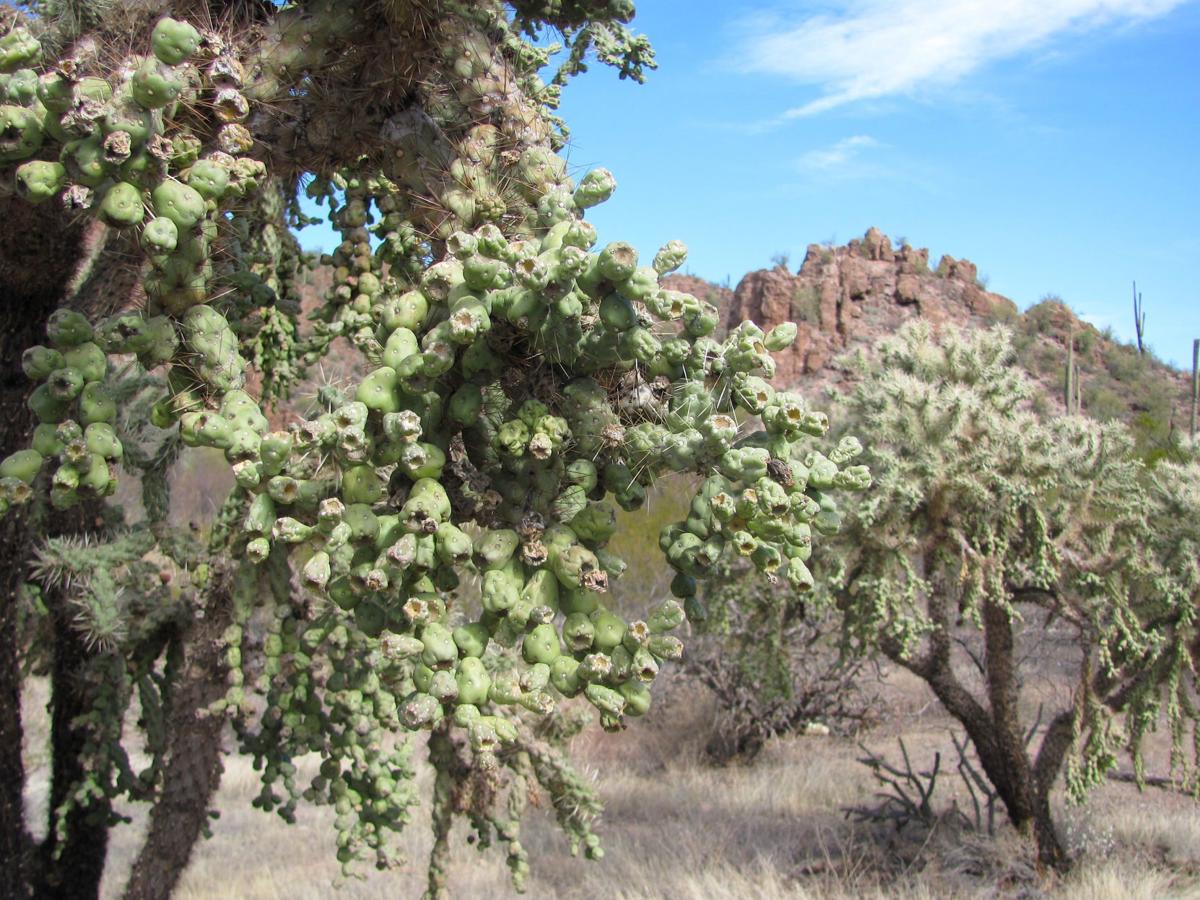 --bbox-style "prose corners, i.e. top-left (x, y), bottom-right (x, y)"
top-left (723, 227), bottom-right (1017, 384)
